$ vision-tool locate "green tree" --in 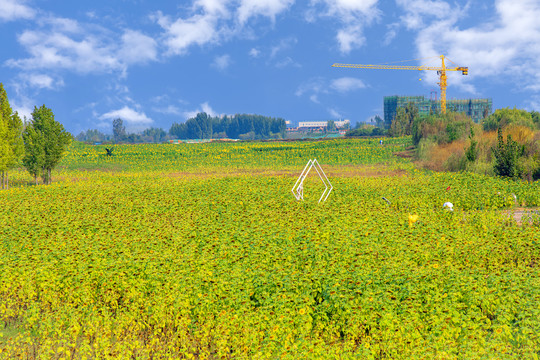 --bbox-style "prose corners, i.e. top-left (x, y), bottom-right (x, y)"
top-left (389, 108), bottom-right (408, 137)
top-left (142, 127), bottom-right (167, 143)
top-left (531, 110), bottom-right (540, 129)
top-left (389, 102), bottom-right (418, 137)
top-left (411, 112), bottom-right (473, 146)
top-left (465, 127), bottom-right (477, 162)
top-left (169, 122), bottom-right (187, 139)
top-left (22, 124), bottom-right (44, 185)
top-left (0, 83), bottom-right (24, 189)
top-left (76, 129), bottom-right (110, 143)
top-left (23, 105), bottom-right (72, 185)
top-left (113, 118), bottom-right (126, 142)
top-left (373, 115), bottom-right (383, 128)
top-left (482, 108), bottom-right (535, 132)
top-left (492, 127), bottom-right (524, 179)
